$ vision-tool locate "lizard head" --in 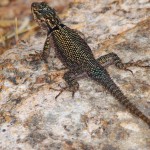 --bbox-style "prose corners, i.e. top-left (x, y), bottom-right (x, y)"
top-left (31, 2), bottom-right (61, 31)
